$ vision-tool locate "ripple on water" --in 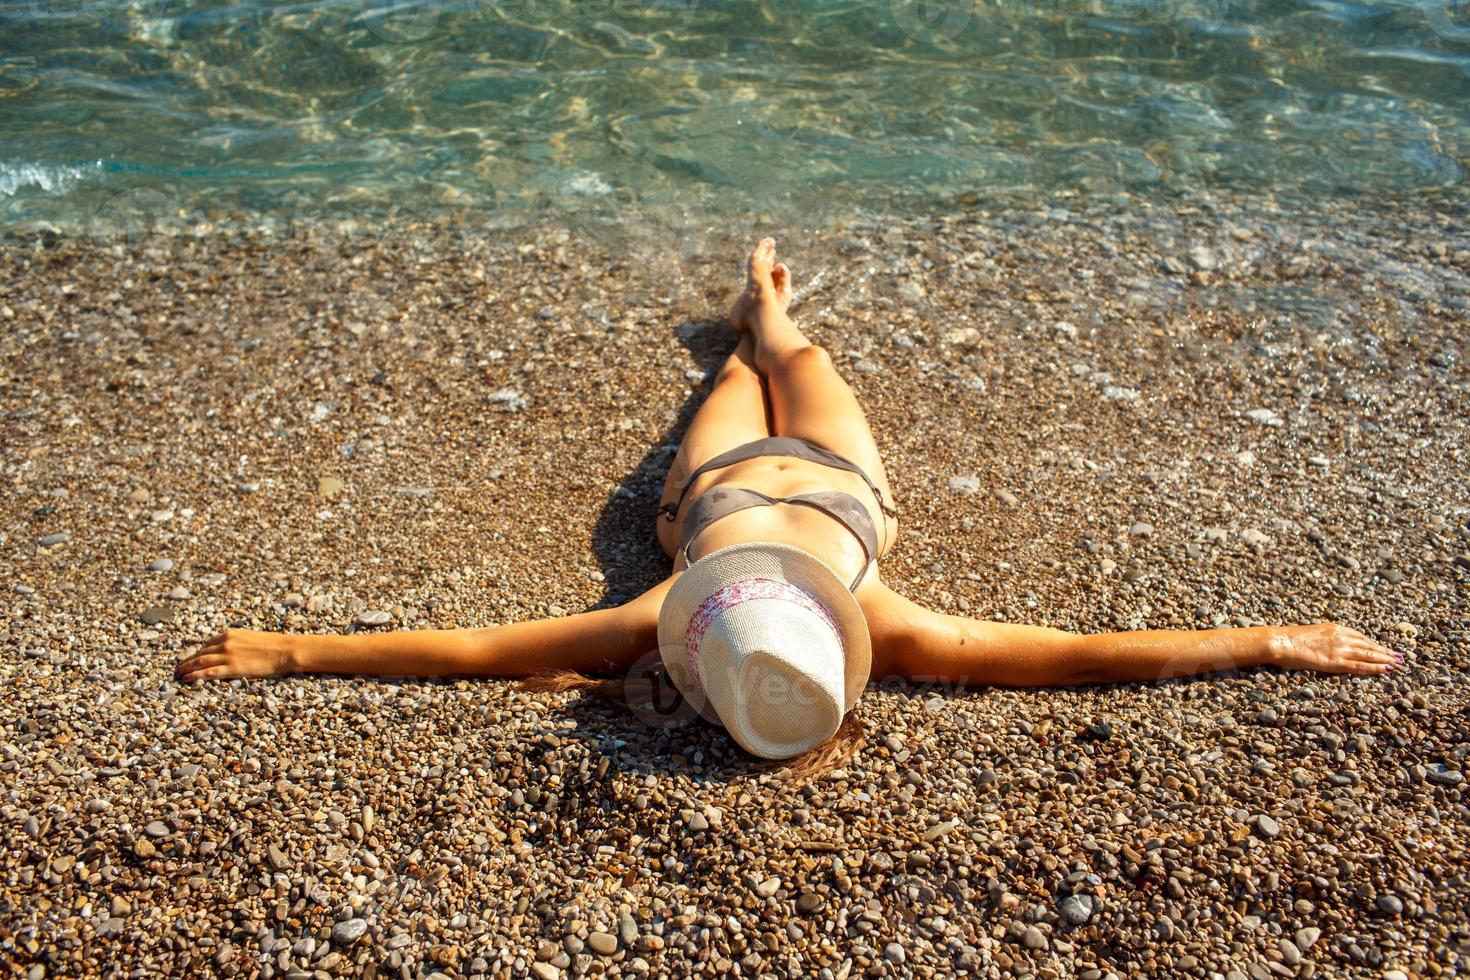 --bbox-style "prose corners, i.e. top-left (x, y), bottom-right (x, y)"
top-left (0, 0), bottom-right (1468, 233)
